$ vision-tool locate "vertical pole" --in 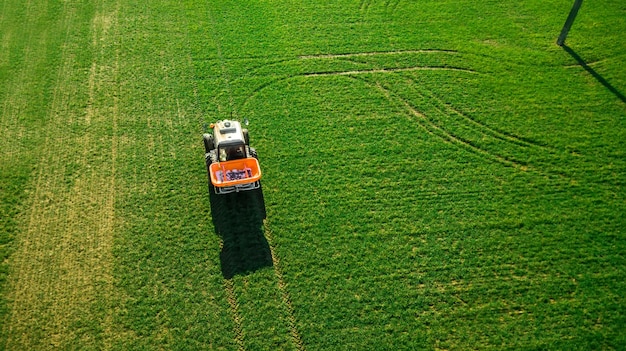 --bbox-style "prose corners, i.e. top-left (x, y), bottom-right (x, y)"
top-left (557, 0), bottom-right (584, 46)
